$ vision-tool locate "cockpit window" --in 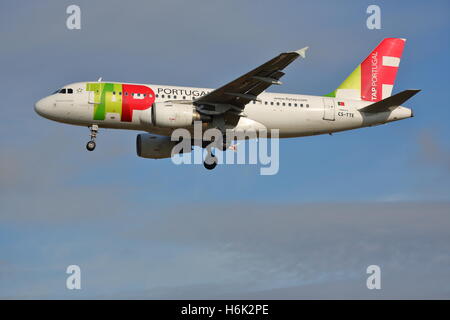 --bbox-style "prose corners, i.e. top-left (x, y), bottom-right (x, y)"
top-left (53, 87), bottom-right (74, 94)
